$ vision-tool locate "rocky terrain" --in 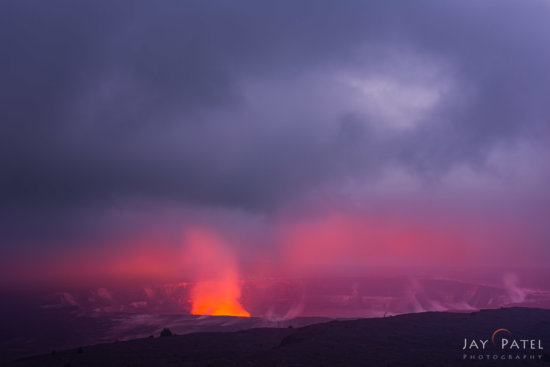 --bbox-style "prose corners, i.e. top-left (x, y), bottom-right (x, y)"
top-left (3, 308), bottom-right (550, 367)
